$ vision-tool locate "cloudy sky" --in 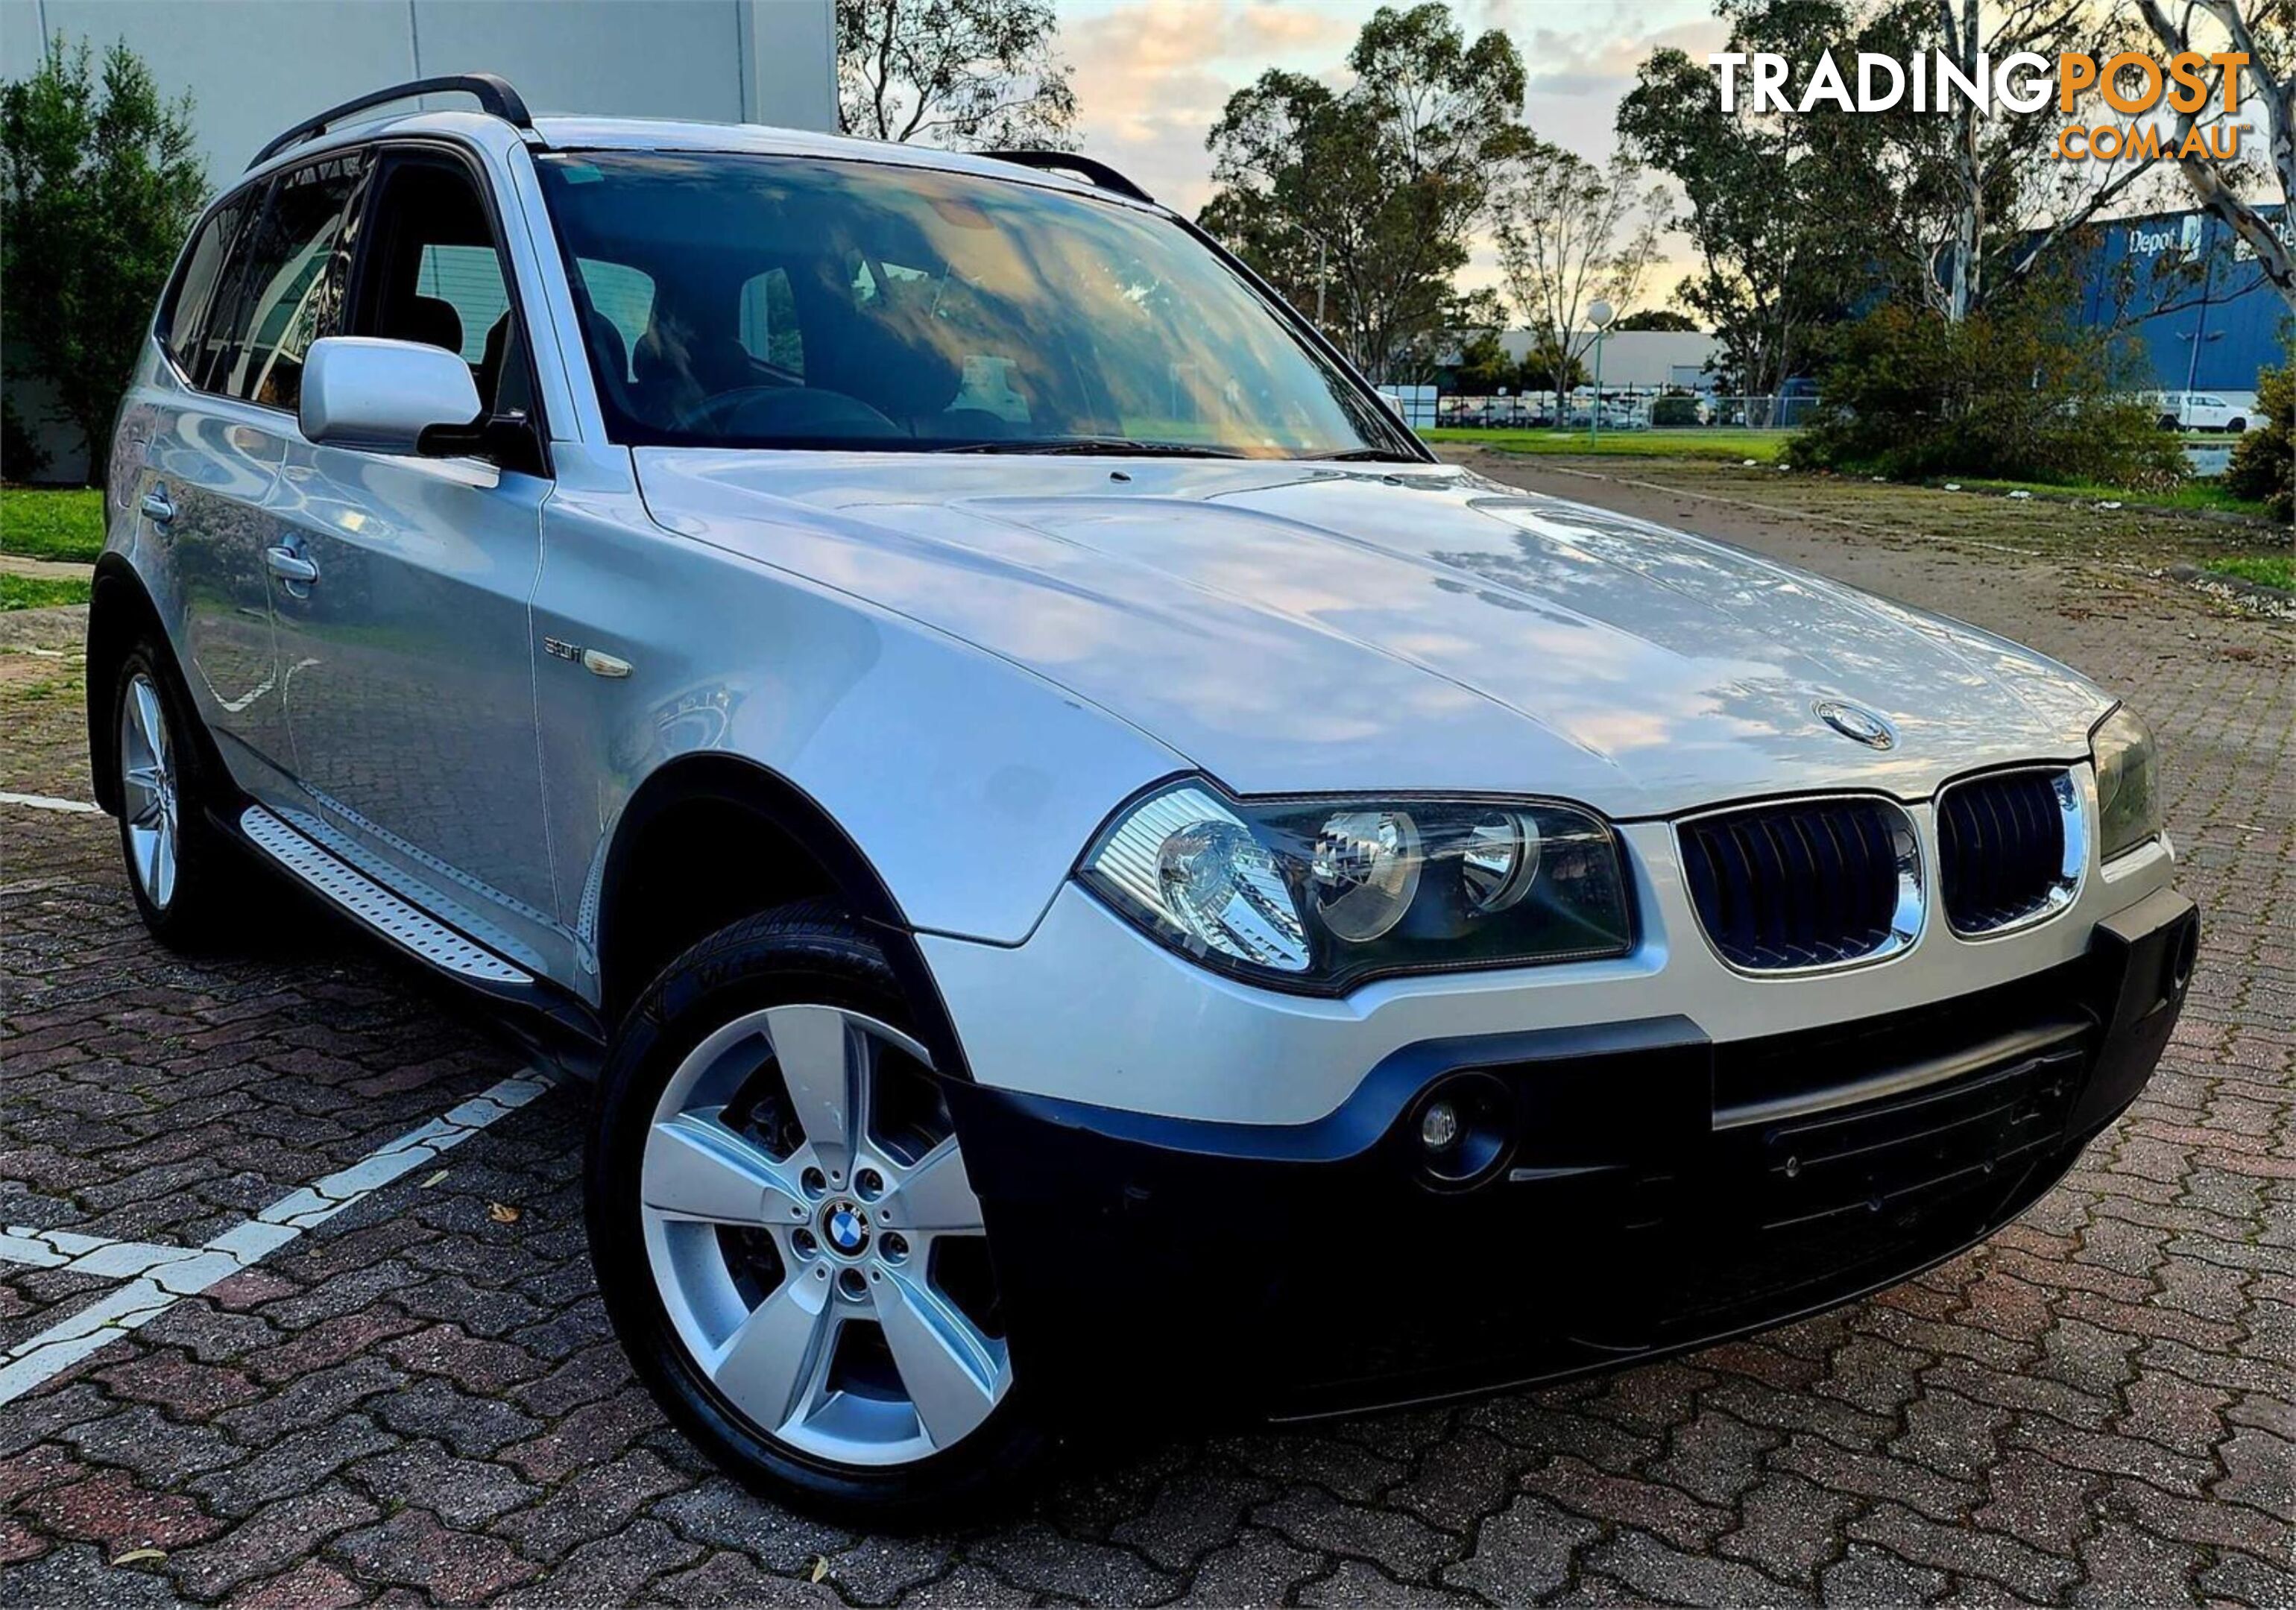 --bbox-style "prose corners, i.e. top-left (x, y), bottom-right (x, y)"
top-left (1050, 0), bottom-right (1729, 301)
